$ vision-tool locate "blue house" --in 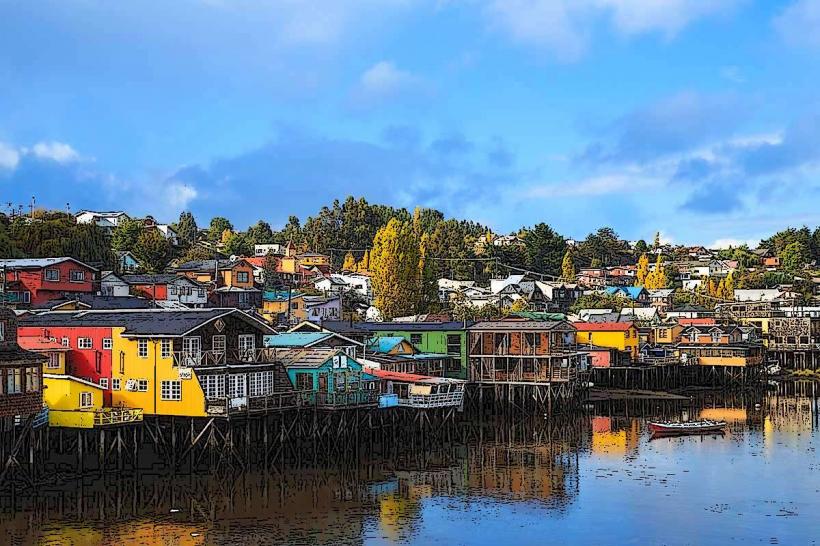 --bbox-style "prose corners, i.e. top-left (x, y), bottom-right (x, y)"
top-left (275, 348), bottom-right (379, 407)
top-left (116, 251), bottom-right (141, 273)
top-left (604, 286), bottom-right (649, 304)
top-left (365, 336), bottom-right (454, 377)
top-left (264, 331), bottom-right (361, 356)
